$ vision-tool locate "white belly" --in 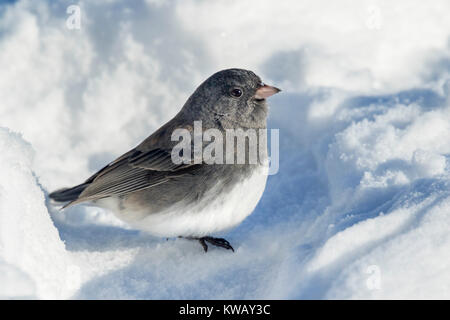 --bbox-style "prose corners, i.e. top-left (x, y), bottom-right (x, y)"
top-left (99, 165), bottom-right (268, 237)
